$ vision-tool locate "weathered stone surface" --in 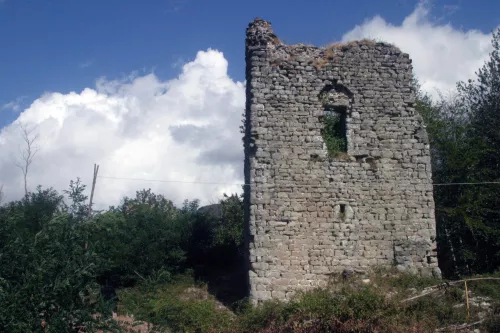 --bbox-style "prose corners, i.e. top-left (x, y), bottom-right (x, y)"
top-left (243, 18), bottom-right (440, 303)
